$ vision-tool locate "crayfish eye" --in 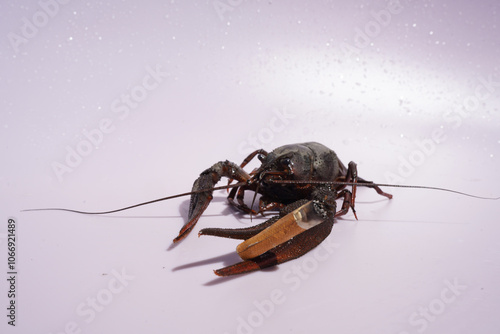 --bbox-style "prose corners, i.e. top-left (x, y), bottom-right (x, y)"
top-left (280, 157), bottom-right (291, 165)
top-left (258, 153), bottom-right (266, 162)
